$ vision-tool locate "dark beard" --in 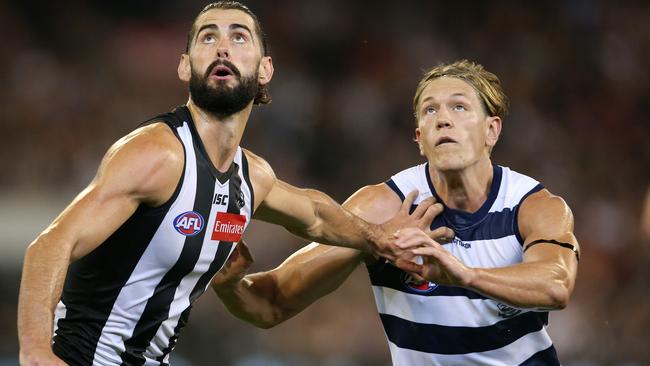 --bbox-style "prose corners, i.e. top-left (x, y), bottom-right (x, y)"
top-left (189, 60), bottom-right (259, 118)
